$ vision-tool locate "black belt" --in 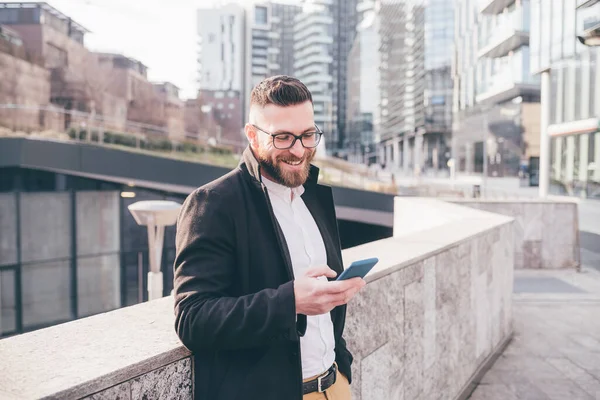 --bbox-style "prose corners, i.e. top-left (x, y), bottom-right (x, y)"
top-left (303, 364), bottom-right (337, 395)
